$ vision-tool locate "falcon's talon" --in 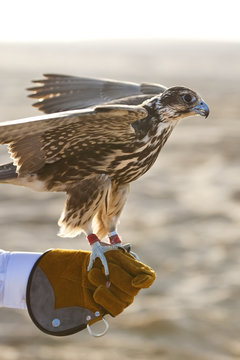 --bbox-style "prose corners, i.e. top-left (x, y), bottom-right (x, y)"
top-left (88, 241), bottom-right (121, 275)
top-left (114, 243), bottom-right (140, 260)
top-left (114, 243), bottom-right (125, 249)
top-left (129, 250), bottom-right (140, 261)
